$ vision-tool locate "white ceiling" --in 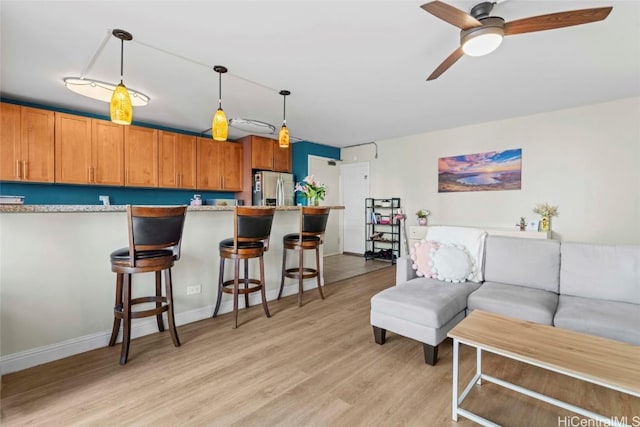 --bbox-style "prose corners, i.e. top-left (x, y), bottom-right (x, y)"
top-left (1, 1), bottom-right (639, 147)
